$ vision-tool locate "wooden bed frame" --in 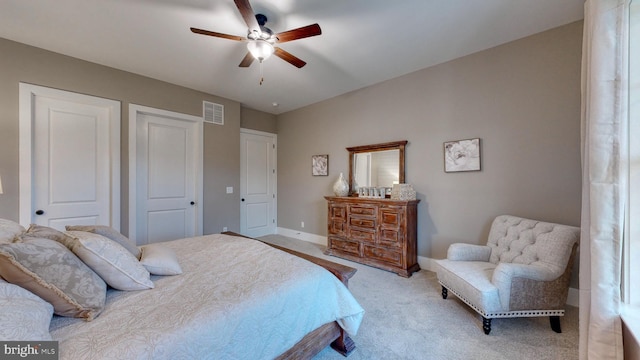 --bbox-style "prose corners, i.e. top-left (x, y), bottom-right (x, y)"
top-left (222, 232), bottom-right (358, 359)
